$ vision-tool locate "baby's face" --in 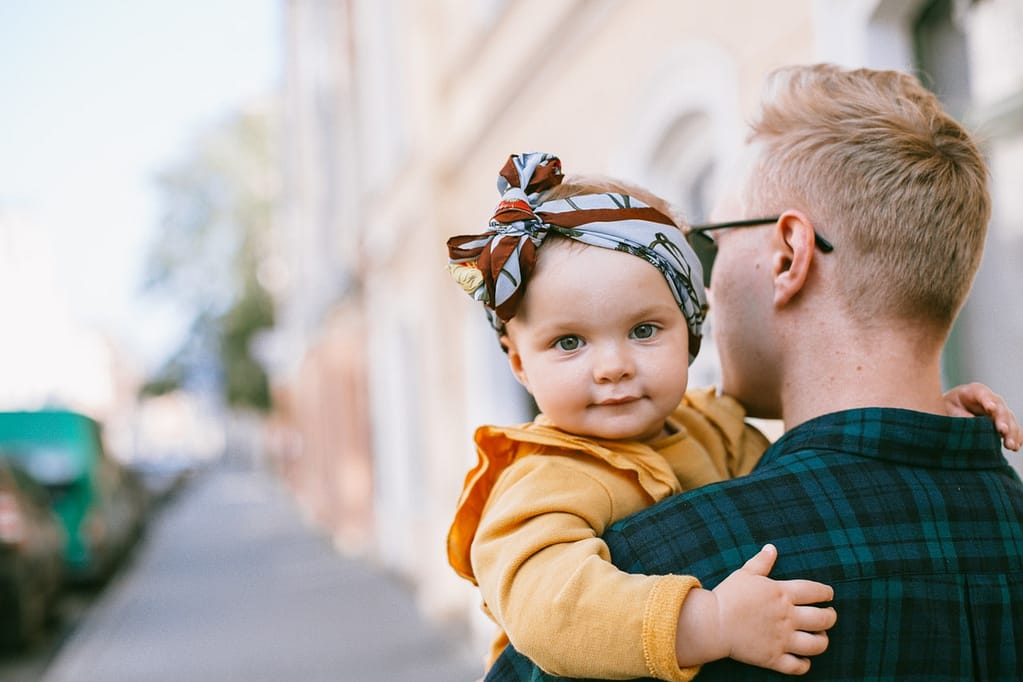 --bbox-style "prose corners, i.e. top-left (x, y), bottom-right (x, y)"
top-left (503, 242), bottom-right (690, 441)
